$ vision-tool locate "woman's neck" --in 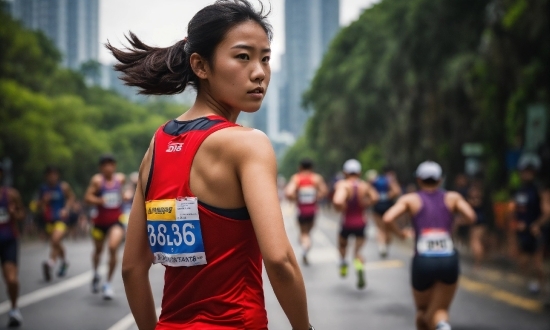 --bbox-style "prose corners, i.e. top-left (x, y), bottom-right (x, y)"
top-left (177, 89), bottom-right (240, 123)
